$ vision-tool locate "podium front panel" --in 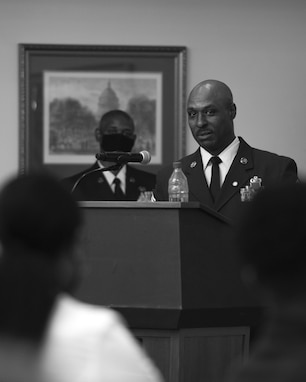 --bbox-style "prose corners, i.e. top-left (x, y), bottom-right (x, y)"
top-left (76, 203), bottom-right (184, 308)
top-left (74, 202), bottom-right (261, 329)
